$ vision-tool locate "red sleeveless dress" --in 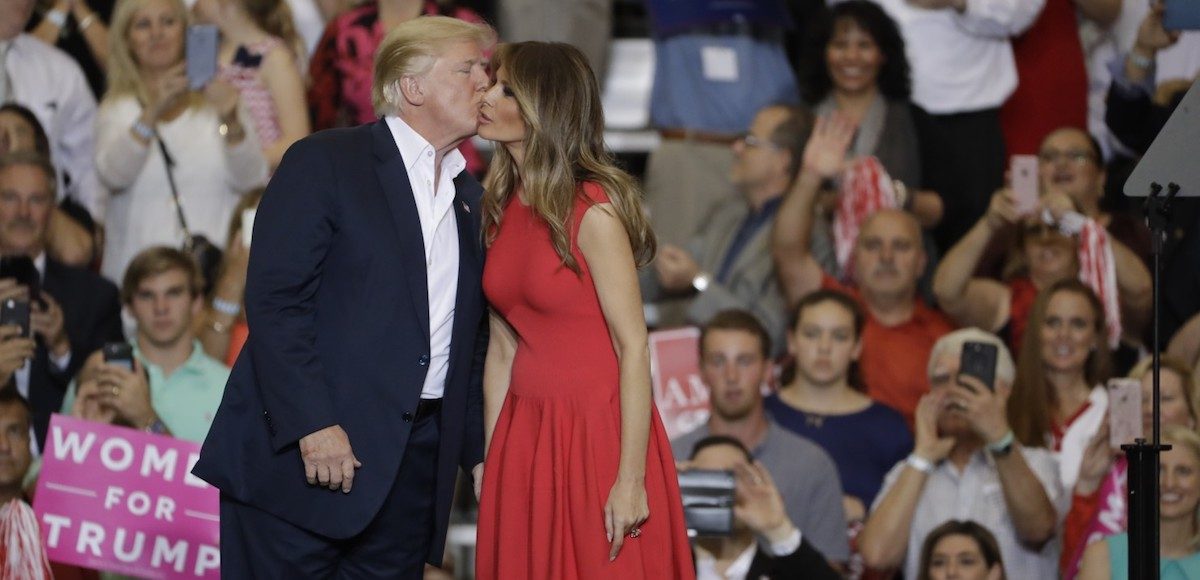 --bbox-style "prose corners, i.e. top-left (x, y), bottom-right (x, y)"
top-left (476, 183), bottom-right (695, 579)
